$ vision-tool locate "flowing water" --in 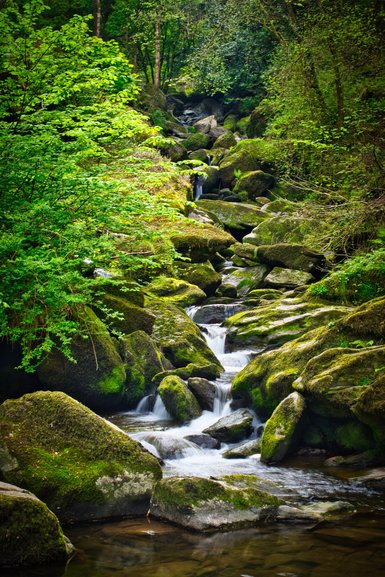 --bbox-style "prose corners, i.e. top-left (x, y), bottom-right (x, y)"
top-left (6, 300), bottom-right (385, 577)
